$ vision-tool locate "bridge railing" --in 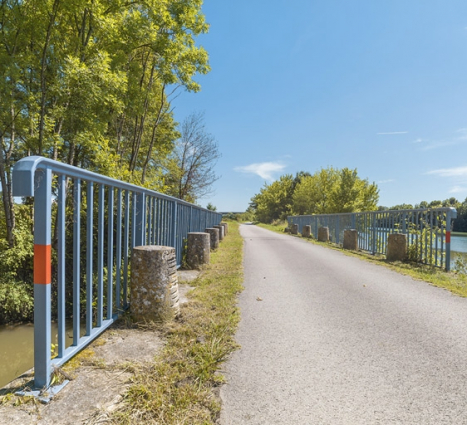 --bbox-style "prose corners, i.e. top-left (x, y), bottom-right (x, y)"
top-left (12, 156), bottom-right (222, 389)
top-left (288, 208), bottom-right (457, 271)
